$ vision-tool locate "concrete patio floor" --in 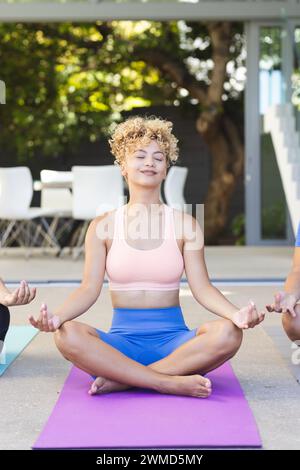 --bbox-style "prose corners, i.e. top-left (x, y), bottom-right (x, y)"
top-left (0, 246), bottom-right (299, 450)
